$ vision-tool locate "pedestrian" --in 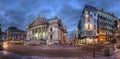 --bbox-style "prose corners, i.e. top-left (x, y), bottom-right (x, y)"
top-left (112, 39), bottom-right (117, 51)
top-left (70, 42), bottom-right (72, 46)
top-left (93, 51), bottom-right (95, 58)
top-left (113, 44), bottom-right (115, 51)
